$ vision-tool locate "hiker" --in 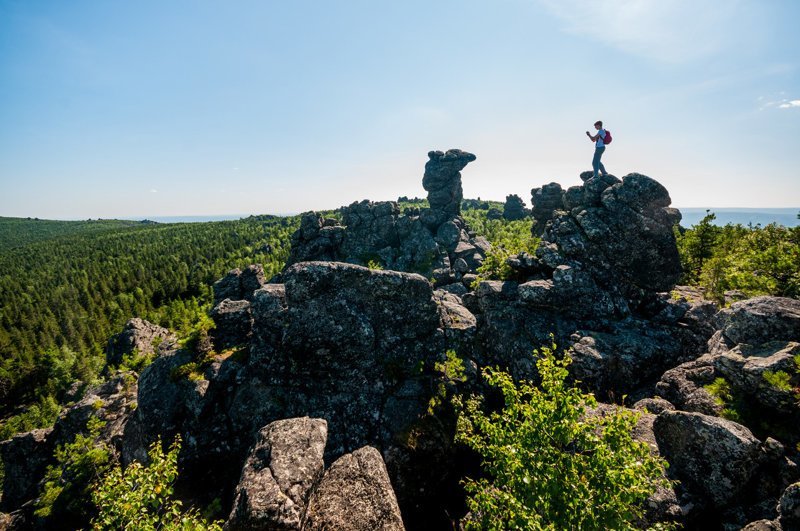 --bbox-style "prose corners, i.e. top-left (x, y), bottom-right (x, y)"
top-left (585, 120), bottom-right (610, 178)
